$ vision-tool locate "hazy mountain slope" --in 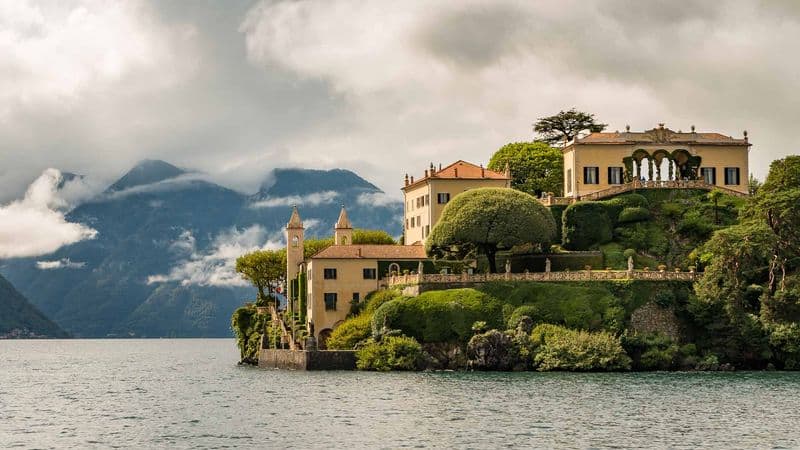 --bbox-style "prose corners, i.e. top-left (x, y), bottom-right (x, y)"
top-left (0, 273), bottom-right (67, 338)
top-left (0, 161), bottom-right (402, 337)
